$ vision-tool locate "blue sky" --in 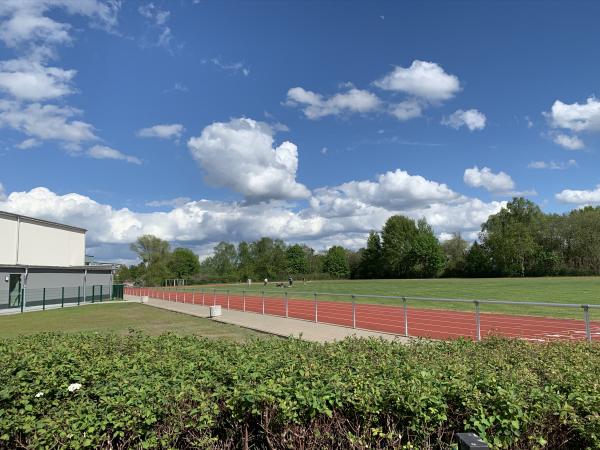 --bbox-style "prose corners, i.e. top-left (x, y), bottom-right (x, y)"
top-left (1, 1), bottom-right (600, 262)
